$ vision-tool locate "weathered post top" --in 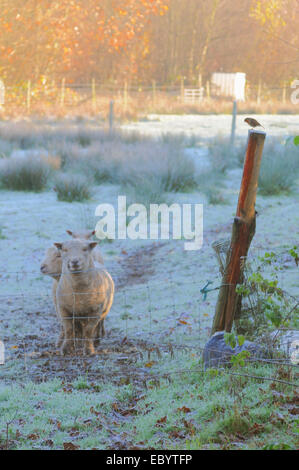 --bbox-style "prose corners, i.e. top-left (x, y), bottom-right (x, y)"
top-left (237, 129), bottom-right (266, 223)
